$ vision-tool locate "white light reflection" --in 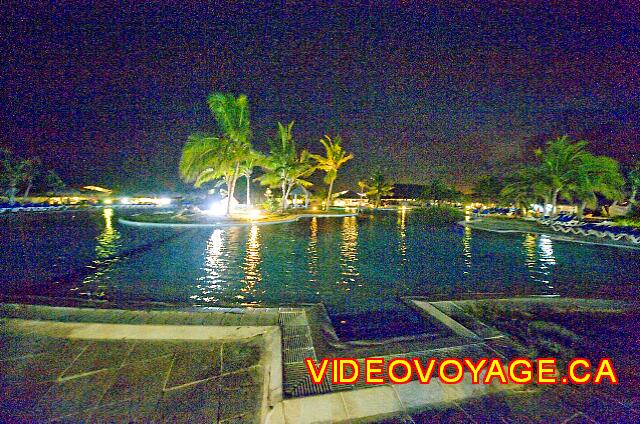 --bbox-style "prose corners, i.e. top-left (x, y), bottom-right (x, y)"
top-left (194, 229), bottom-right (226, 303)
top-left (239, 225), bottom-right (262, 302)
